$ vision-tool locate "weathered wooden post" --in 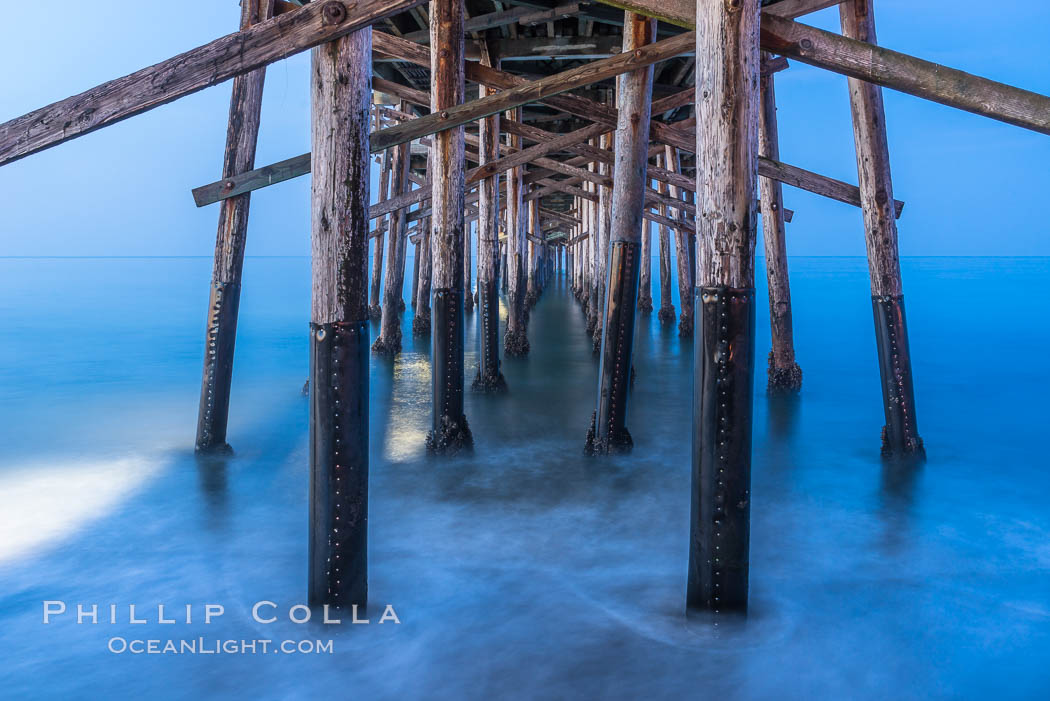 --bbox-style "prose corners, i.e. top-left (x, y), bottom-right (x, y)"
top-left (526, 200), bottom-right (539, 308)
top-left (592, 130), bottom-right (613, 352)
top-left (411, 234), bottom-right (421, 306)
top-left (688, 0), bottom-right (760, 614)
top-left (638, 217), bottom-right (654, 312)
top-left (425, 0), bottom-right (473, 453)
top-left (464, 219), bottom-right (474, 312)
top-left (413, 223), bottom-right (432, 335)
top-left (472, 49), bottom-right (507, 393)
top-left (584, 12), bottom-right (655, 455)
top-left (372, 135), bottom-right (410, 355)
top-left (369, 148), bottom-right (391, 320)
top-left (840, 0), bottom-right (923, 457)
top-left (414, 148), bottom-right (433, 337)
top-left (308, 26), bottom-right (371, 610)
top-left (194, 0), bottom-right (274, 454)
top-left (666, 146), bottom-right (694, 336)
top-left (504, 109), bottom-right (529, 356)
top-left (656, 155), bottom-right (677, 325)
top-left (500, 242), bottom-right (508, 293)
top-left (759, 53), bottom-right (802, 393)
top-left (586, 162), bottom-right (600, 333)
